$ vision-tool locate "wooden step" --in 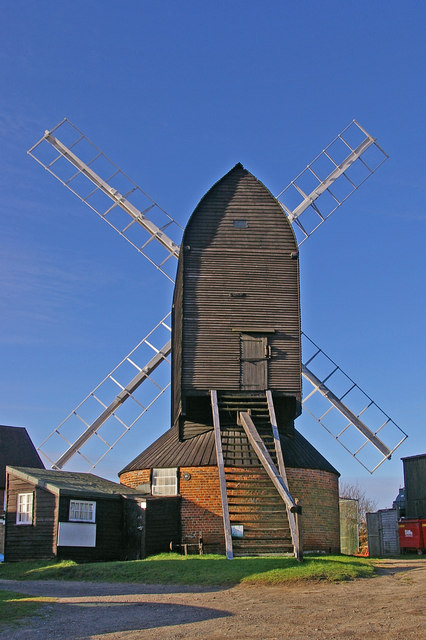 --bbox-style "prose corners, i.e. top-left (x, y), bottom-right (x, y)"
top-left (213, 391), bottom-right (295, 558)
top-left (233, 546), bottom-right (293, 551)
